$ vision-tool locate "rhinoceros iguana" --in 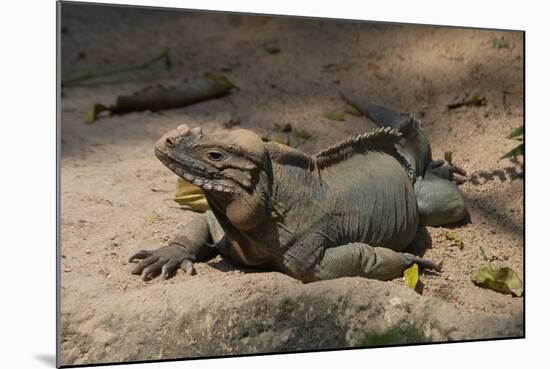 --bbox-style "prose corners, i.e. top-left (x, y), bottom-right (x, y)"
top-left (129, 93), bottom-right (467, 282)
